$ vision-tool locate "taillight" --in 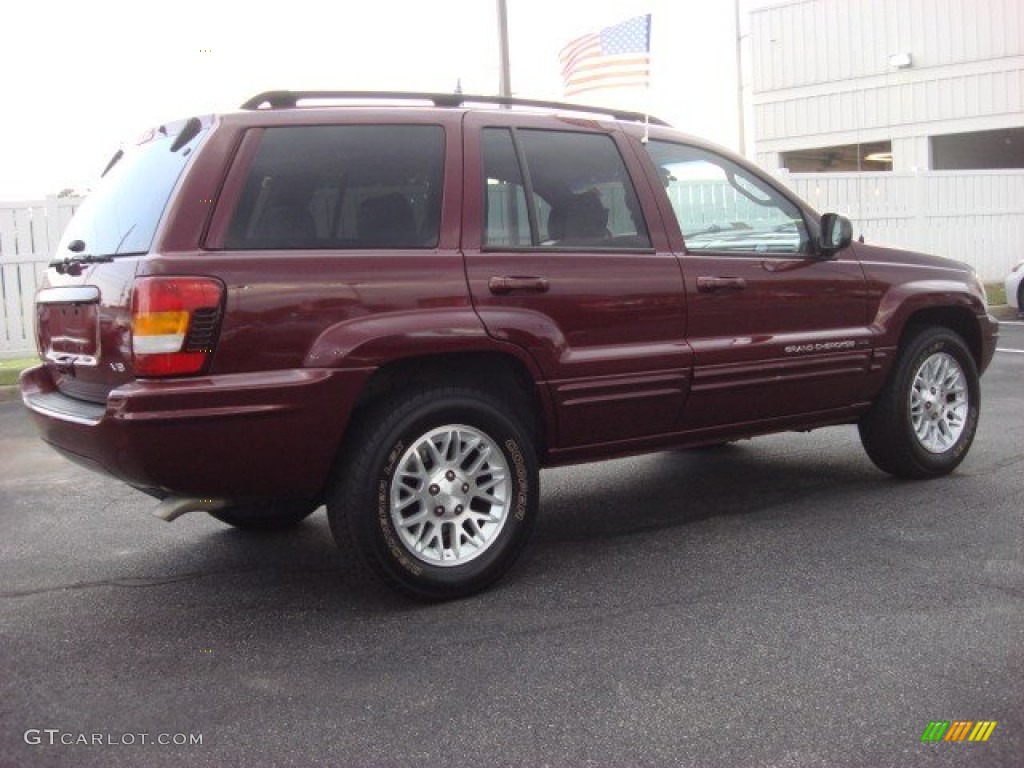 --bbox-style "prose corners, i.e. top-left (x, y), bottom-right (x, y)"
top-left (131, 277), bottom-right (223, 376)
